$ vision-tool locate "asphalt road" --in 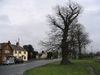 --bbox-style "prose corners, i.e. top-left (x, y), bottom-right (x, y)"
top-left (0, 59), bottom-right (58, 75)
